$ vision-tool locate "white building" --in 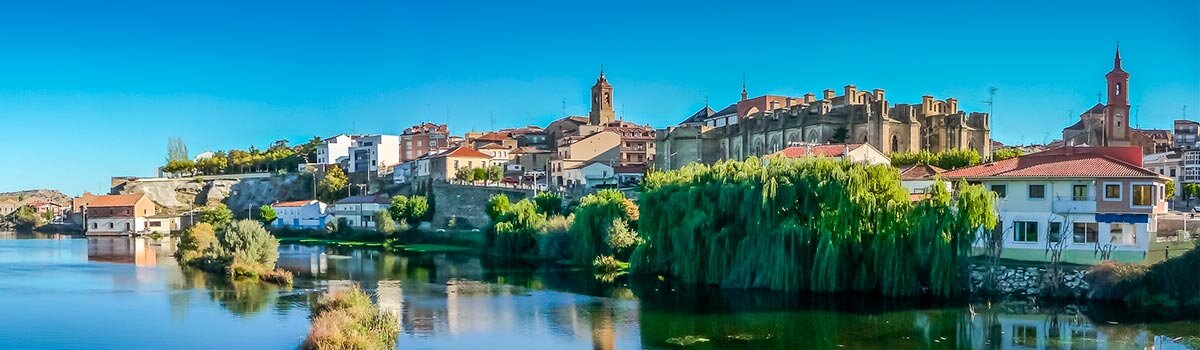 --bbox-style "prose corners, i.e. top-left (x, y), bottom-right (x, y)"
top-left (477, 143), bottom-right (511, 165)
top-left (316, 134), bottom-right (356, 165)
top-left (943, 147), bottom-right (1169, 264)
top-left (348, 135), bottom-right (401, 174)
top-left (331, 195), bottom-right (391, 230)
top-left (84, 193), bottom-right (156, 236)
top-left (562, 161), bottom-right (615, 189)
top-left (1143, 151), bottom-right (1182, 200)
top-left (898, 164), bottom-right (949, 195)
top-left (272, 200), bottom-right (330, 230)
